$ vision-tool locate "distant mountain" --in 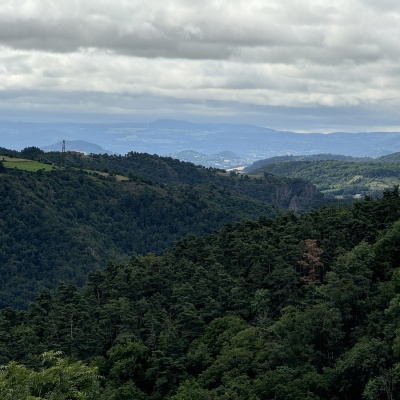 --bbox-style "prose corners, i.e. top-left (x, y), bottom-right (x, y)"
top-left (42, 140), bottom-right (113, 155)
top-left (2, 119), bottom-right (400, 165)
top-left (171, 149), bottom-right (245, 168)
top-left (148, 119), bottom-right (199, 129)
top-left (245, 153), bottom-right (373, 173)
